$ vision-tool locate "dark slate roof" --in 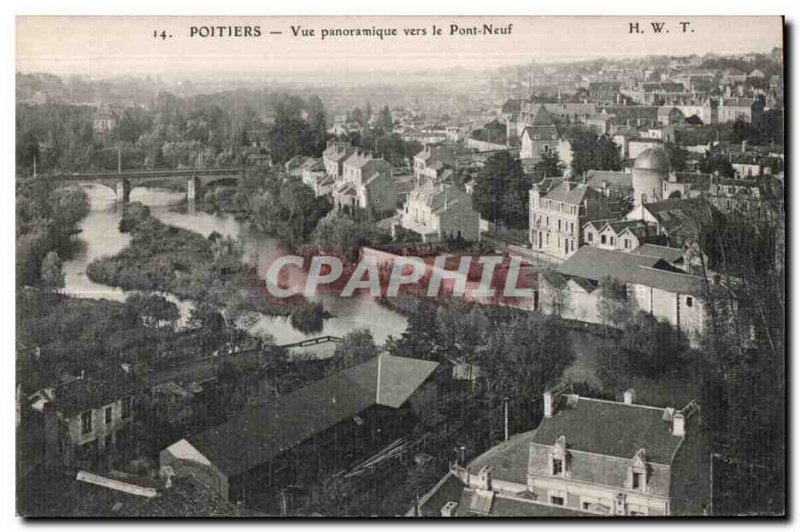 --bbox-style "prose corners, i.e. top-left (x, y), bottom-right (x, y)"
top-left (635, 244), bottom-right (685, 263)
top-left (468, 430), bottom-right (534, 485)
top-left (586, 170), bottom-right (632, 191)
top-left (416, 473), bottom-right (587, 517)
top-left (530, 397), bottom-right (683, 465)
top-left (642, 197), bottom-right (720, 242)
top-left (55, 367), bottom-right (139, 418)
top-left (543, 182), bottom-right (595, 206)
top-left (185, 354), bottom-right (437, 476)
top-left (556, 246), bottom-right (705, 295)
